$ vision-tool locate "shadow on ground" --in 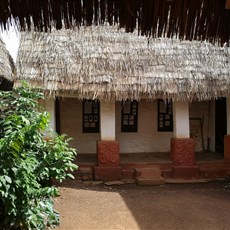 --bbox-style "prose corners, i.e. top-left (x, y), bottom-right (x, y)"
top-left (54, 180), bottom-right (230, 230)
